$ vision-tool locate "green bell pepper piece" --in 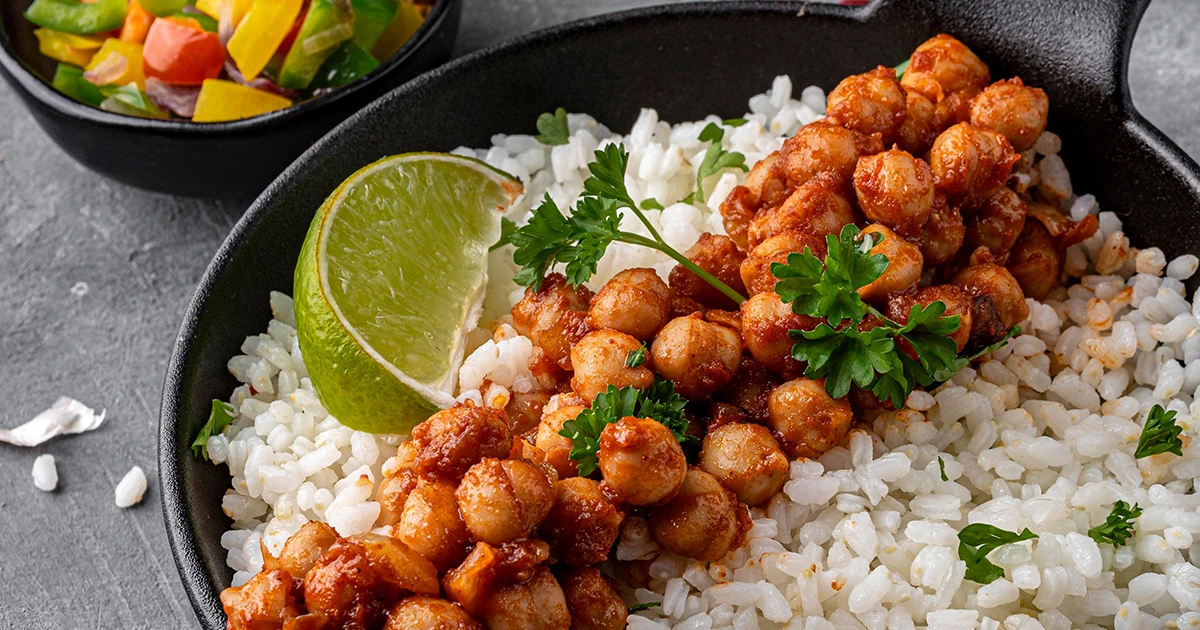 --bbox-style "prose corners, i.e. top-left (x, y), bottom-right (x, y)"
top-left (176, 11), bottom-right (219, 32)
top-left (308, 41), bottom-right (379, 90)
top-left (25, 0), bottom-right (127, 35)
top-left (52, 63), bottom-right (105, 106)
top-left (99, 84), bottom-right (169, 118)
top-left (278, 0), bottom-right (355, 89)
top-left (349, 0), bottom-right (396, 51)
top-left (141, 0), bottom-right (188, 18)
